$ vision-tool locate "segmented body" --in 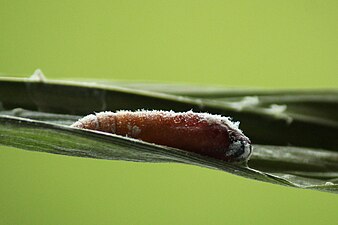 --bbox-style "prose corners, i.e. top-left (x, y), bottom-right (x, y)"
top-left (71, 110), bottom-right (252, 162)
